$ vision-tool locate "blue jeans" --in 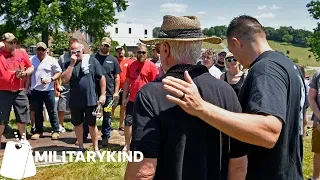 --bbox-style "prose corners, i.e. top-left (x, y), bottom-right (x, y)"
top-left (32, 90), bottom-right (60, 133)
top-left (83, 95), bottom-right (113, 140)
